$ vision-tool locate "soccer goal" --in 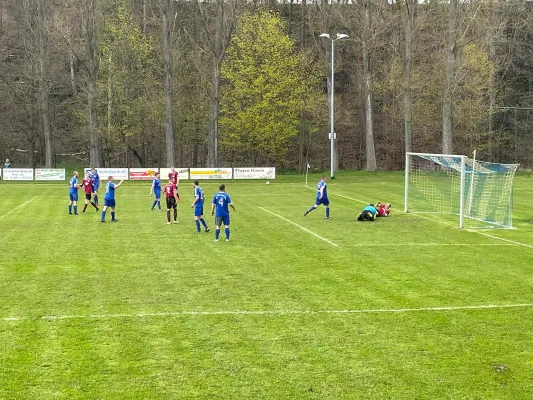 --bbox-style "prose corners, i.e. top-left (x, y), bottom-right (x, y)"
top-left (404, 152), bottom-right (519, 228)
